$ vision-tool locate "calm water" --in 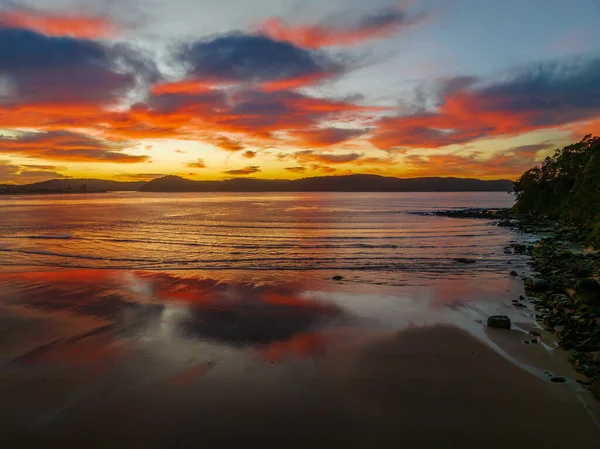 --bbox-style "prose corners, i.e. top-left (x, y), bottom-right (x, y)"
top-left (2, 192), bottom-right (599, 448)
top-left (0, 191), bottom-right (523, 285)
